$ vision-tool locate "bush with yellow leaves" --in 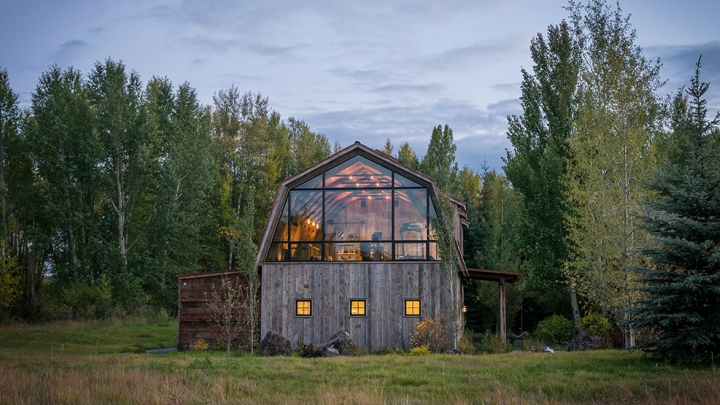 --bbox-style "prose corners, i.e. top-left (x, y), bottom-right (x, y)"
top-left (410, 318), bottom-right (447, 353)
